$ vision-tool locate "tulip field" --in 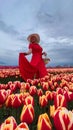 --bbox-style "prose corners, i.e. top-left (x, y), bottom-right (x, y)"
top-left (0, 66), bottom-right (73, 130)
